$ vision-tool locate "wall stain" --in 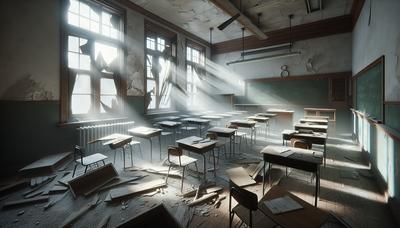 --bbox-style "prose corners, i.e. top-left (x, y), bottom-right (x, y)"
top-left (2, 74), bottom-right (54, 101)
